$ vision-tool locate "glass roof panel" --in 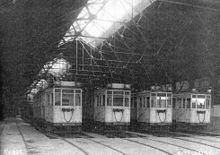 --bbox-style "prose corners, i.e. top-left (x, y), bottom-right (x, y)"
top-left (59, 0), bottom-right (155, 47)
